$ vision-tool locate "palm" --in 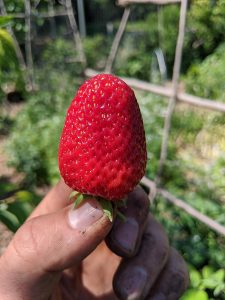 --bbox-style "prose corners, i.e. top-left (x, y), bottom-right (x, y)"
top-left (55, 243), bottom-right (120, 300)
